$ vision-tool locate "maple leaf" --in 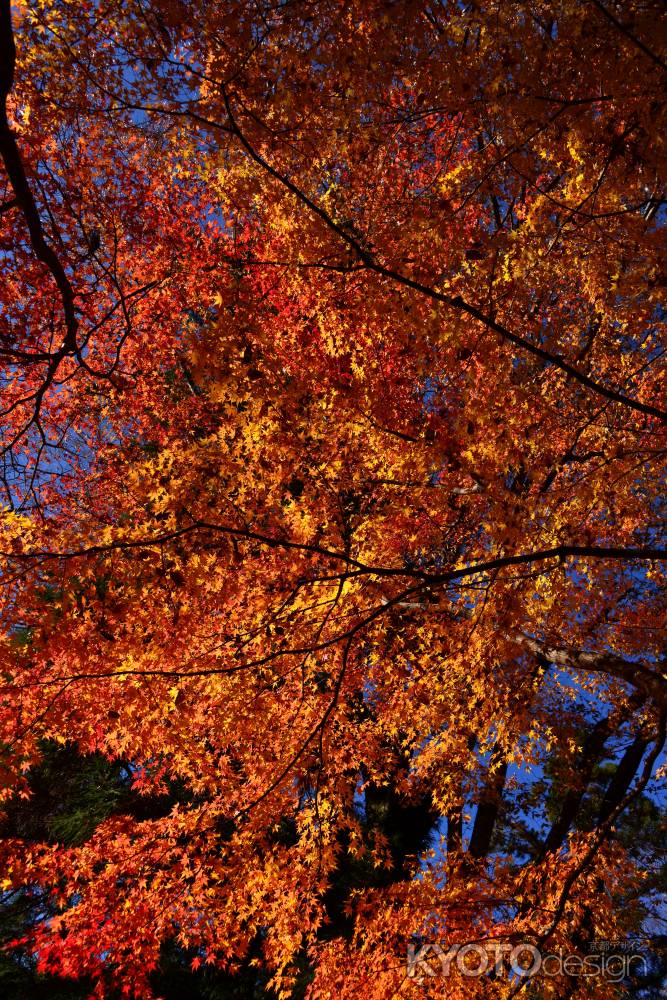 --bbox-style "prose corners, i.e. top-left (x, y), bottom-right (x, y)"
top-left (0, 1), bottom-right (665, 998)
